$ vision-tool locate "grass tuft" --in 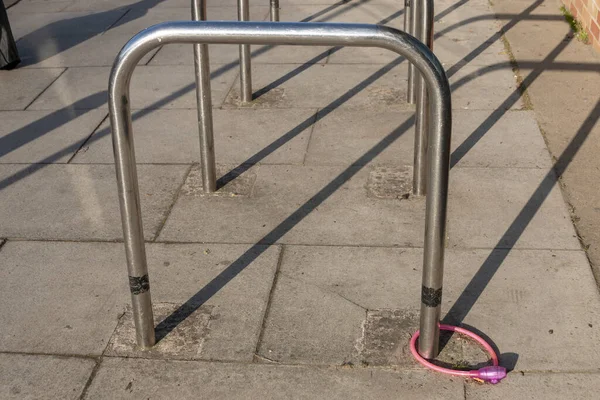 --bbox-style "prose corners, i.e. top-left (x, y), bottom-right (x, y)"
top-left (560, 6), bottom-right (589, 43)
